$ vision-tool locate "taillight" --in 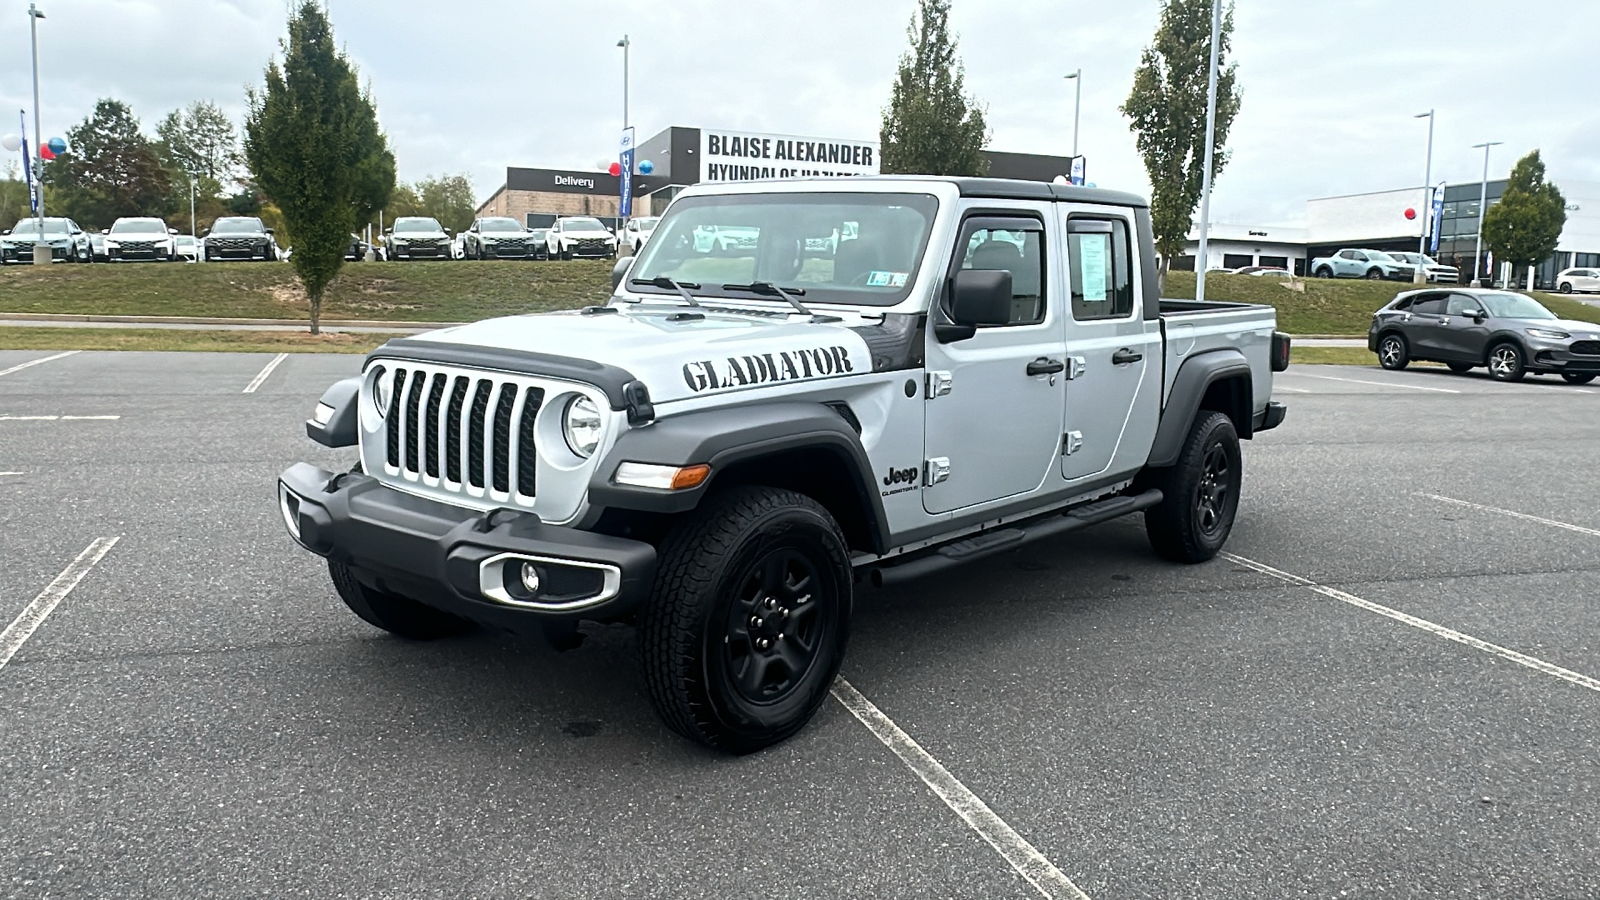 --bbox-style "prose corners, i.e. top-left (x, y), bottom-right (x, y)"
top-left (1271, 331), bottom-right (1291, 372)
